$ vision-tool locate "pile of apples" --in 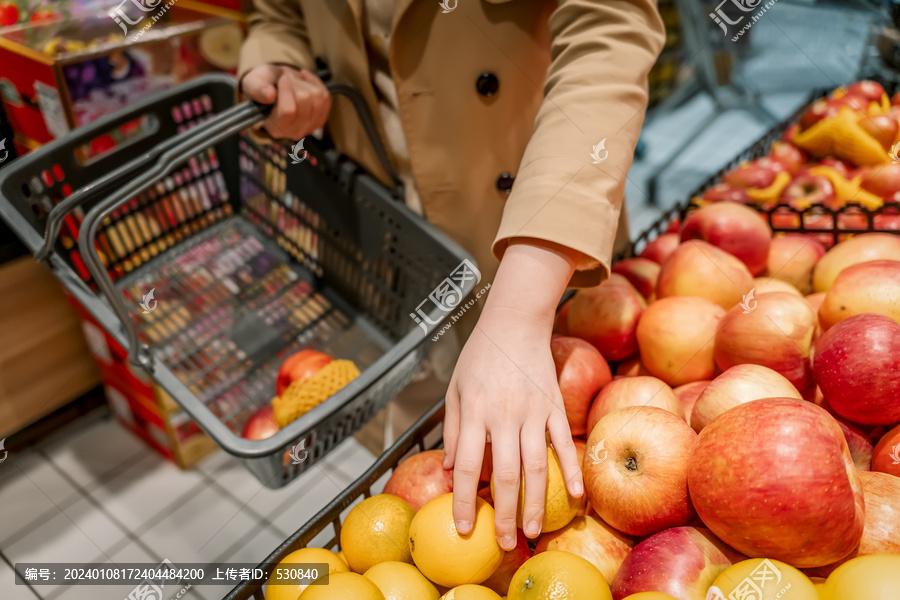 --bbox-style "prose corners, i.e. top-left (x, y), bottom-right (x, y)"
top-left (385, 205), bottom-right (900, 598)
top-left (701, 80), bottom-right (900, 236)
